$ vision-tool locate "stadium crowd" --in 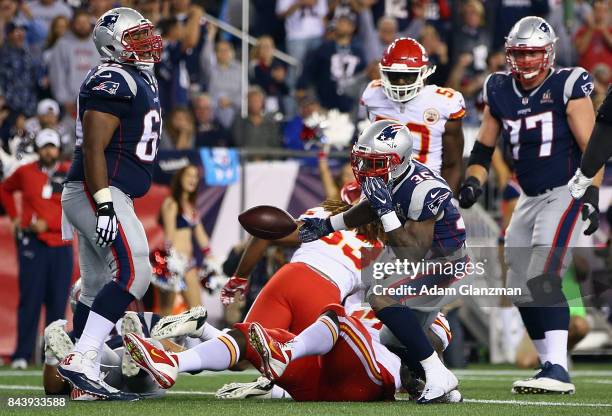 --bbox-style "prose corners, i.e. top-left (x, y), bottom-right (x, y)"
top-left (0, 0), bottom-right (610, 166)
